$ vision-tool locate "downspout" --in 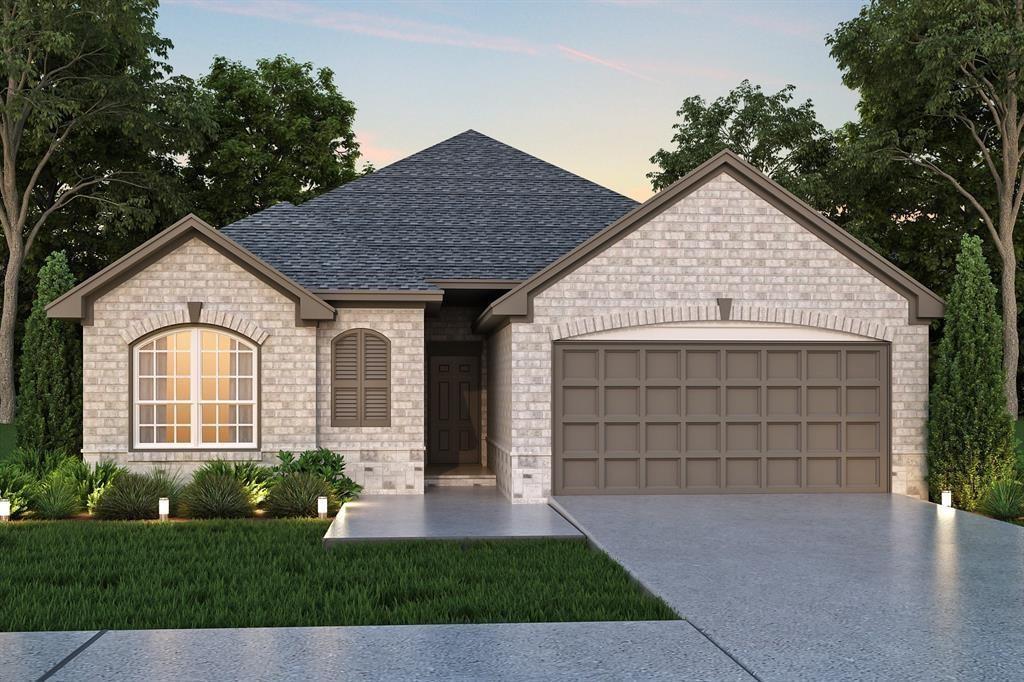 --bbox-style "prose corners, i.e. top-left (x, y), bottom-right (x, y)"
top-left (314, 320), bottom-right (320, 449)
